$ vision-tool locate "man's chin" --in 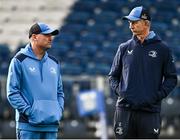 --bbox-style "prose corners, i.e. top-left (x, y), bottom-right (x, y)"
top-left (47, 44), bottom-right (52, 48)
top-left (44, 45), bottom-right (51, 51)
top-left (133, 32), bottom-right (141, 36)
